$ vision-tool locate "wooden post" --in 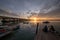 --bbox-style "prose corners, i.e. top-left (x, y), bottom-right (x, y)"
top-left (36, 23), bottom-right (39, 35)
